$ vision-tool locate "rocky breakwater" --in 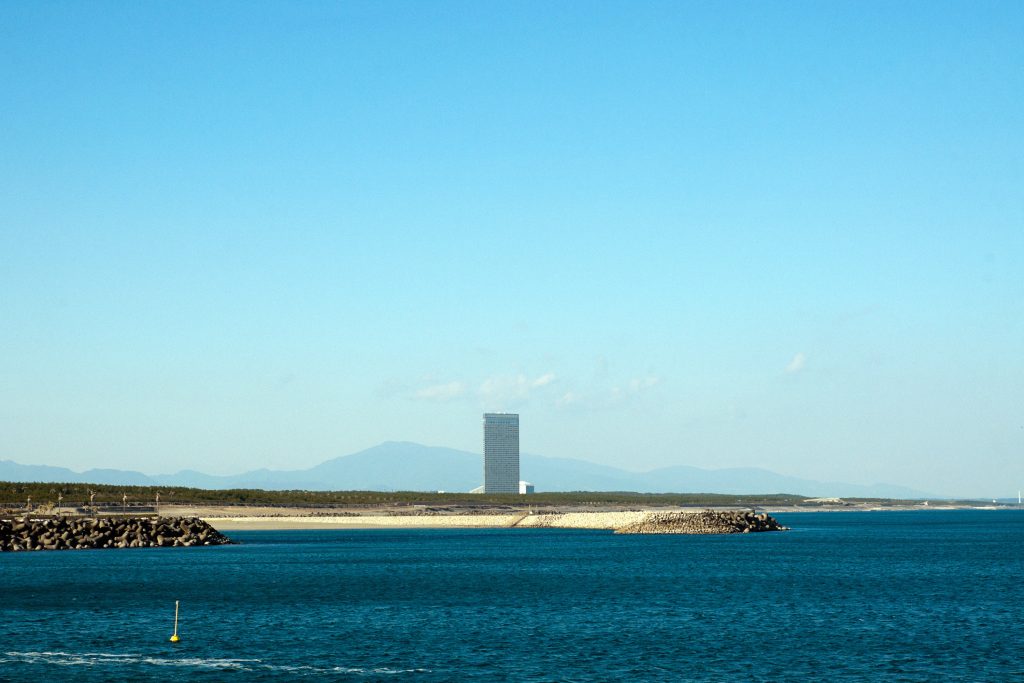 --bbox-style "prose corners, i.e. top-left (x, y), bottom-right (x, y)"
top-left (0, 516), bottom-right (234, 551)
top-left (615, 510), bottom-right (789, 534)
